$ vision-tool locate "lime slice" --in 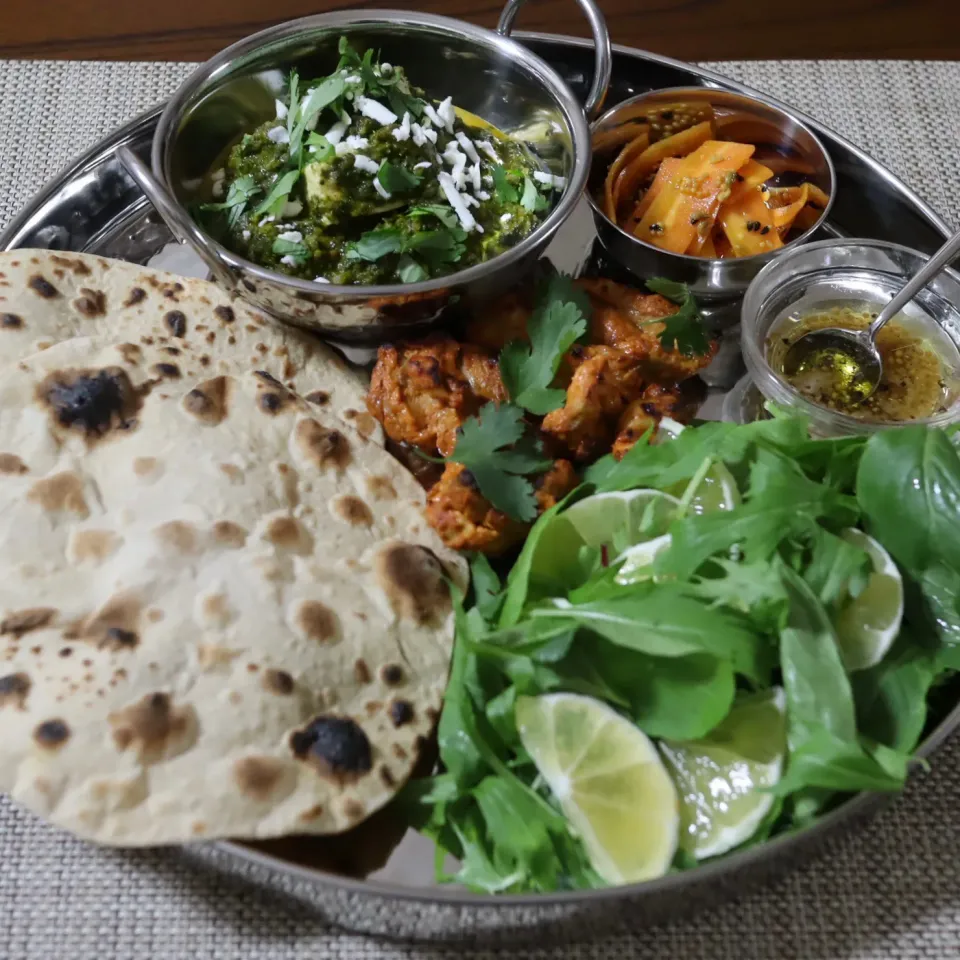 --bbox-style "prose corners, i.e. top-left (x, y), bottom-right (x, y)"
top-left (668, 460), bottom-right (740, 515)
top-left (562, 489), bottom-right (680, 549)
top-left (660, 688), bottom-right (786, 860)
top-left (615, 533), bottom-right (672, 585)
top-left (653, 418), bottom-right (686, 443)
top-left (833, 528), bottom-right (903, 672)
top-left (516, 693), bottom-right (679, 884)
